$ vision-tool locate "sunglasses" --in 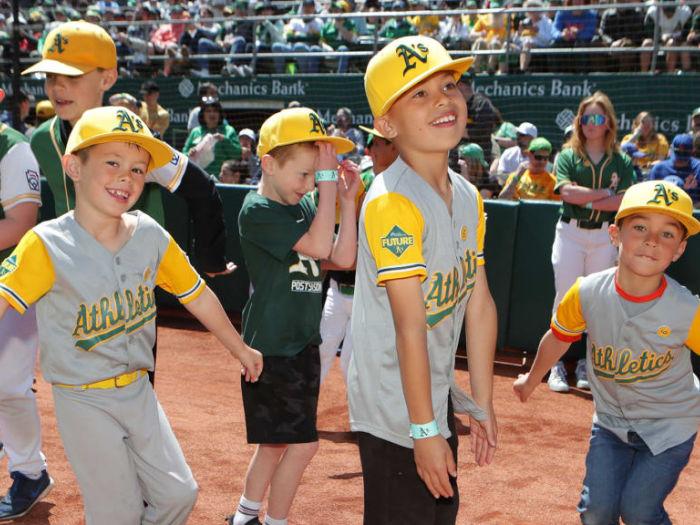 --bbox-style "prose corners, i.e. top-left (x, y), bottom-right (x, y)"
top-left (532, 154), bottom-right (549, 161)
top-left (581, 114), bottom-right (606, 127)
